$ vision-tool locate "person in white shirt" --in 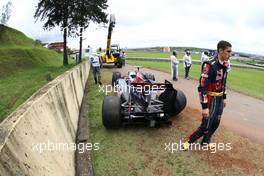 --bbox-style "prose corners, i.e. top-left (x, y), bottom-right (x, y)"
top-left (90, 53), bottom-right (102, 85)
top-left (201, 51), bottom-right (209, 64)
top-left (183, 49), bottom-right (192, 79)
top-left (170, 50), bottom-right (179, 81)
top-left (226, 59), bottom-right (231, 72)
